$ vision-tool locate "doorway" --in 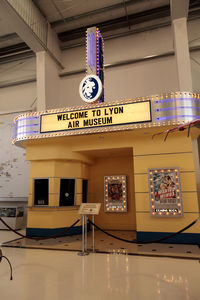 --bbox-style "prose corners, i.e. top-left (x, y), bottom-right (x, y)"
top-left (83, 147), bottom-right (136, 231)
